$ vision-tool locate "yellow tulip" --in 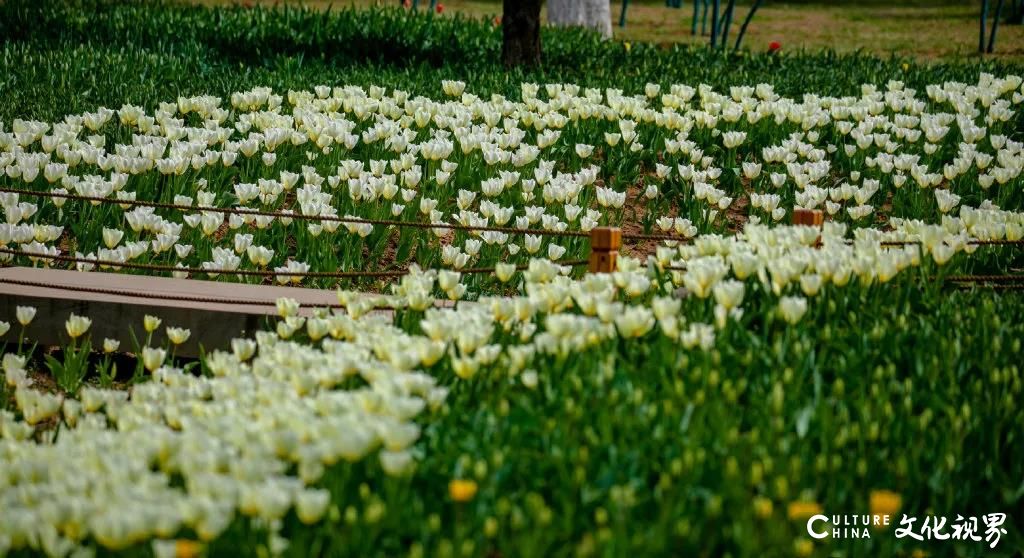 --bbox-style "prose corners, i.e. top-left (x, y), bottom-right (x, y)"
top-left (787, 500), bottom-right (823, 521)
top-left (449, 479), bottom-right (478, 502)
top-left (869, 489), bottom-right (902, 527)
